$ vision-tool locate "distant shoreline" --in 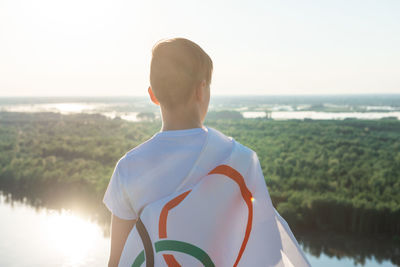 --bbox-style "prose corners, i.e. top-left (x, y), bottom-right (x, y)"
top-left (1, 93), bottom-right (400, 98)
